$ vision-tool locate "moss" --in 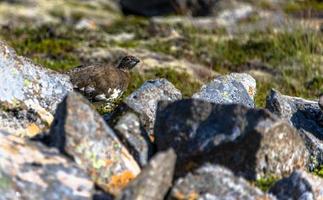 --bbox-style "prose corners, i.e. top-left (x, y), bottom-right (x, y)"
top-left (0, 173), bottom-right (11, 190)
top-left (284, 0), bottom-right (323, 14)
top-left (313, 165), bottom-right (323, 178)
top-left (255, 80), bottom-right (273, 108)
top-left (0, 25), bottom-right (86, 71)
top-left (103, 17), bottom-right (150, 39)
top-left (254, 176), bottom-right (278, 192)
